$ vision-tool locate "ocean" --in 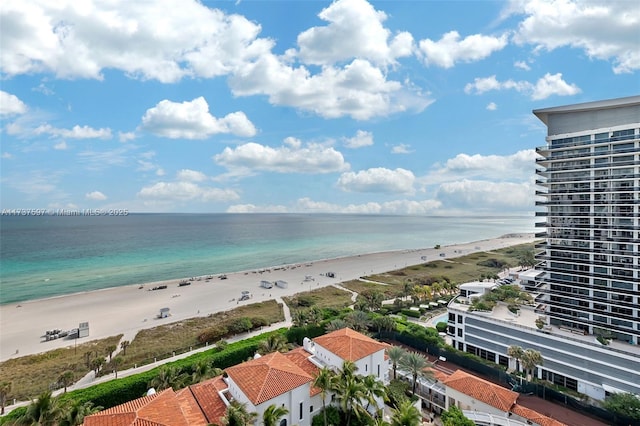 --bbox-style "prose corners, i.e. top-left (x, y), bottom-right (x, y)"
top-left (0, 214), bottom-right (535, 304)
